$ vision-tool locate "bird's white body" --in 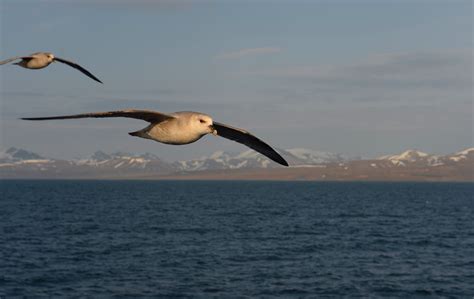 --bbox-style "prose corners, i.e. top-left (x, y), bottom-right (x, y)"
top-left (1, 51), bottom-right (102, 83)
top-left (15, 52), bottom-right (55, 69)
top-left (133, 112), bottom-right (215, 145)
